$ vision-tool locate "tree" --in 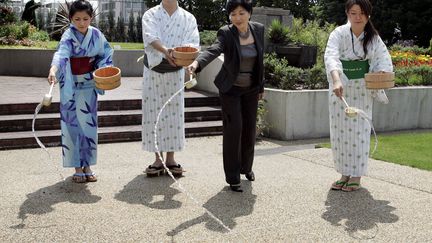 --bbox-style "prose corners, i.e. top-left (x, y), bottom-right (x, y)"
top-left (127, 10), bottom-right (136, 42)
top-left (107, 2), bottom-right (115, 41)
top-left (136, 11), bottom-right (142, 42)
top-left (98, 13), bottom-right (108, 37)
top-left (115, 15), bottom-right (125, 42)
